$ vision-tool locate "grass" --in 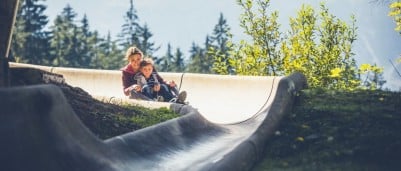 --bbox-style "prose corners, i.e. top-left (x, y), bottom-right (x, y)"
top-left (121, 105), bottom-right (180, 128)
top-left (87, 87), bottom-right (400, 170)
top-left (252, 88), bottom-right (401, 171)
top-left (79, 103), bottom-right (180, 140)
